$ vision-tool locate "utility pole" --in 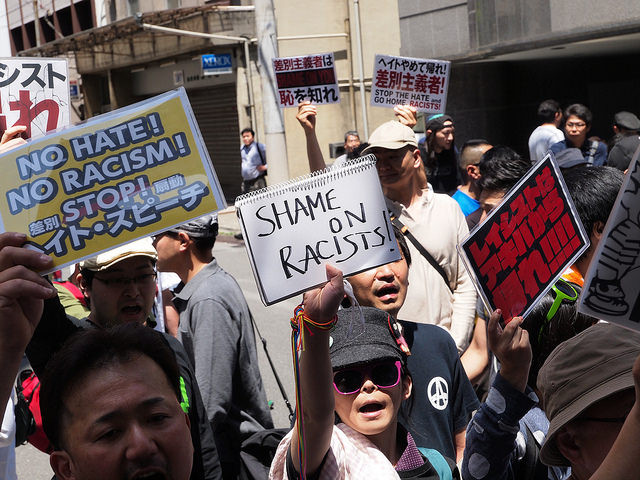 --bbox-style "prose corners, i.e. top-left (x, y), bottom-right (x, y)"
top-left (254, 0), bottom-right (289, 184)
